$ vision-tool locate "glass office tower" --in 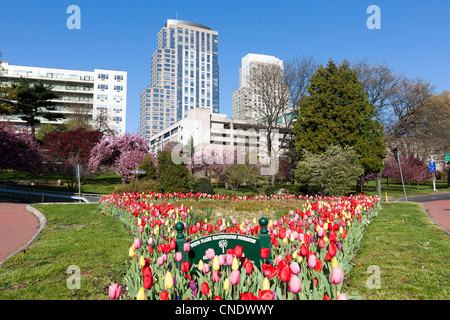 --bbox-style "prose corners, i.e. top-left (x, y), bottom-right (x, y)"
top-left (140, 19), bottom-right (219, 142)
